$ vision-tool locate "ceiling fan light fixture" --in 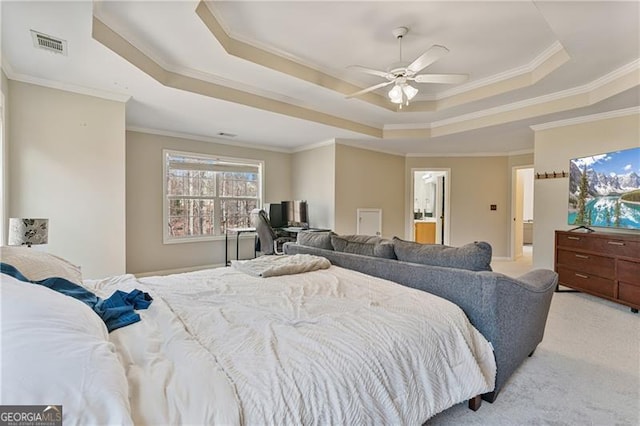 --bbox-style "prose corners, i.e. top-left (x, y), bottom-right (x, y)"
top-left (402, 84), bottom-right (418, 100)
top-left (388, 84), bottom-right (403, 103)
top-left (346, 26), bottom-right (461, 105)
